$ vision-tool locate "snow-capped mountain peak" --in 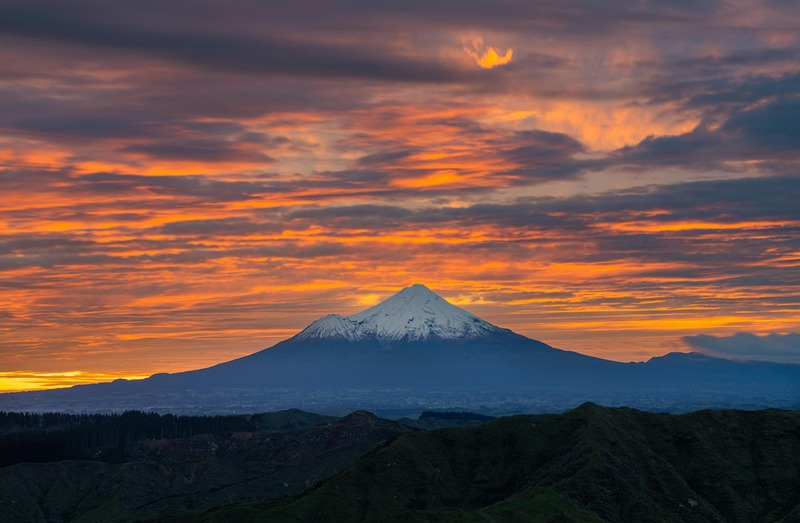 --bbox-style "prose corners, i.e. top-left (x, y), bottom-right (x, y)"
top-left (295, 284), bottom-right (503, 342)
